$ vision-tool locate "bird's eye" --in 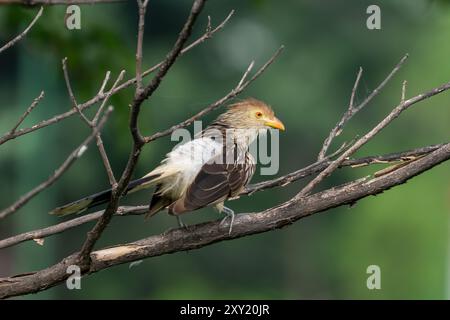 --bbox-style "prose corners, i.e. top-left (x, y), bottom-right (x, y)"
top-left (255, 111), bottom-right (263, 118)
